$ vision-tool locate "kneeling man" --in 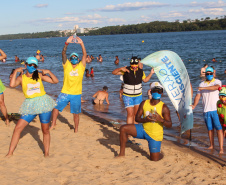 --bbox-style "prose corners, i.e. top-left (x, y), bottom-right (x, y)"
top-left (117, 82), bottom-right (172, 161)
